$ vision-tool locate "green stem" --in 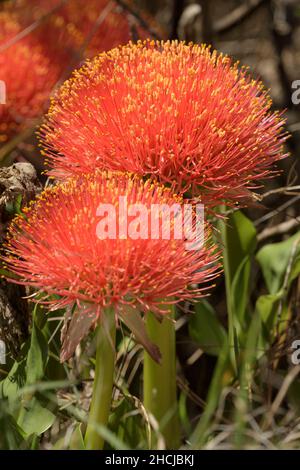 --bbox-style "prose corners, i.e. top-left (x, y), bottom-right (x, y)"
top-left (143, 306), bottom-right (180, 449)
top-left (85, 308), bottom-right (116, 450)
